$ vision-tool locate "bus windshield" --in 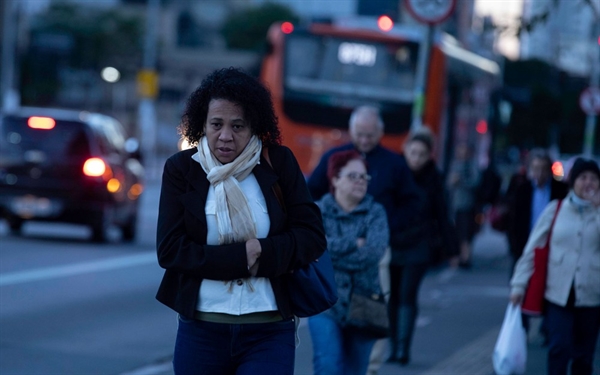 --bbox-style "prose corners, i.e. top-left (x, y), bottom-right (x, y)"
top-left (282, 31), bottom-right (419, 133)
